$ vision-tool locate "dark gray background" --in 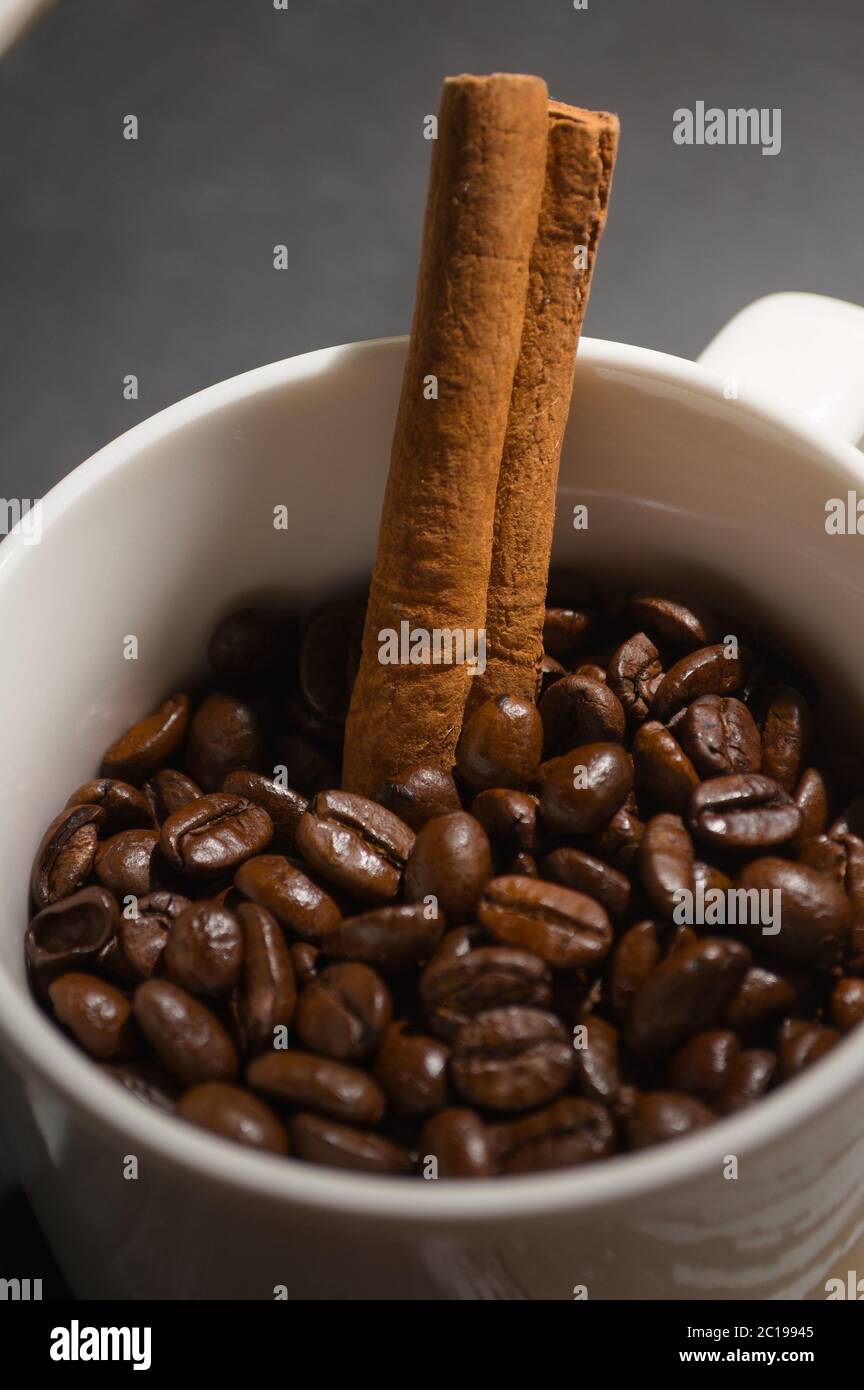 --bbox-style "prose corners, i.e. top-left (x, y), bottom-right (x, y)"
top-left (0, 0), bottom-right (861, 1291)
